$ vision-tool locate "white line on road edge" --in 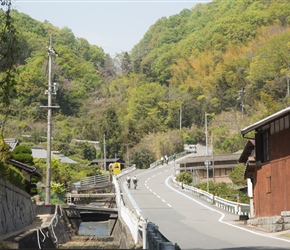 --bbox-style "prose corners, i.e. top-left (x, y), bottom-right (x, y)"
top-left (124, 182), bottom-right (141, 216)
top-left (165, 175), bottom-right (290, 243)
